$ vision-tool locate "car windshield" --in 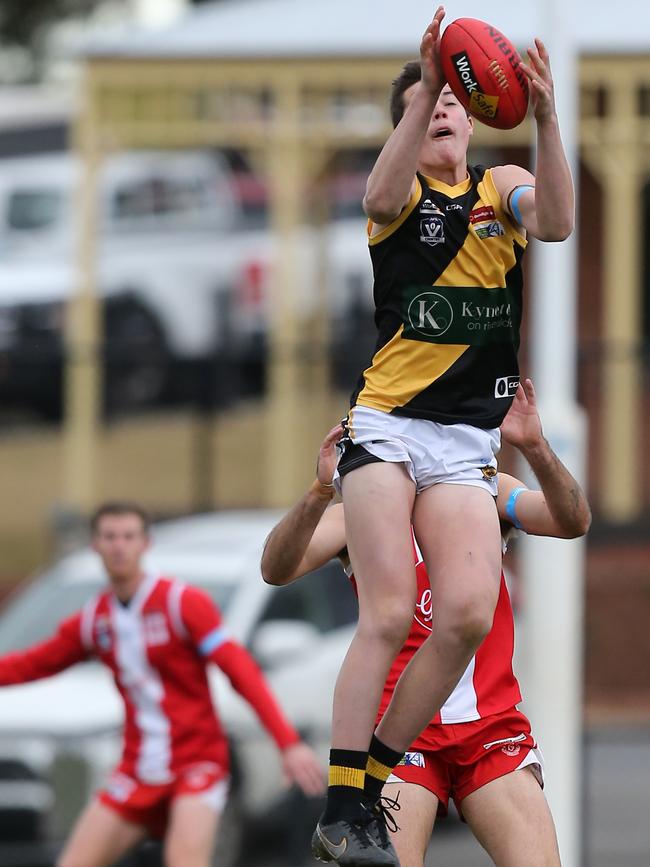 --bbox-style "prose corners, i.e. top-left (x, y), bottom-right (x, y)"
top-left (0, 570), bottom-right (236, 654)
